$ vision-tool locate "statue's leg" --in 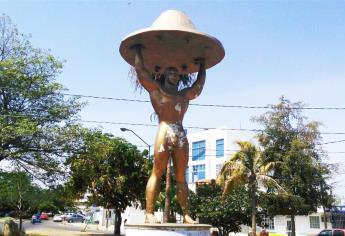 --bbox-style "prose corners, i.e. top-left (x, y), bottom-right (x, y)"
top-left (173, 143), bottom-right (197, 224)
top-left (145, 128), bottom-right (170, 223)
